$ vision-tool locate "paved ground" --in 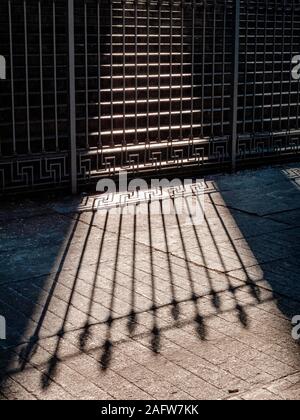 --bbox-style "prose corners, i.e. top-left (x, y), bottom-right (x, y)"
top-left (1, 163), bottom-right (300, 400)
